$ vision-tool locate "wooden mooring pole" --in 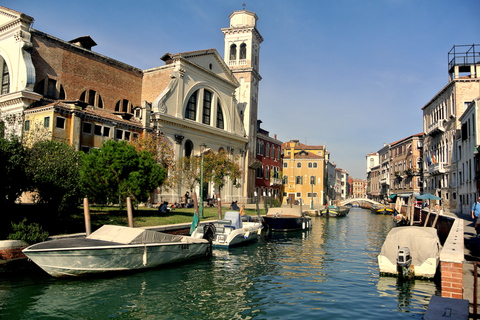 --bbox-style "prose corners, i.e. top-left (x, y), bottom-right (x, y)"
top-left (127, 197), bottom-right (134, 228)
top-left (83, 198), bottom-right (91, 236)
